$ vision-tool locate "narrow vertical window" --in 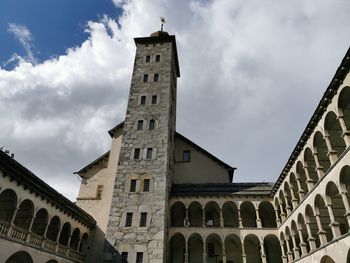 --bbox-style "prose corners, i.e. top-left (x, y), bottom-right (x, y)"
top-left (151, 95), bottom-right (157, 104)
top-left (136, 252), bottom-right (143, 263)
top-left (140, 96), bottom-right (146, 105)
top-left (130, 179), bottom-right (137, 192)
top-left (145, 55), bottom-right (150, 63)
top-left (140, 213), bottom-right (147, 227)
top-left (155, 55), bottom-right (160, 62)
top-left (96, 185), bottom-right (103, 199)
top-left (143, 179), bottom-right (150, 192)
top-left (143, 74), bottom-right (148, 82)
top-left (149, 119), bottom-right (155, 130)
top-left (153, 74), bottom-right (159, 82)
top-left (125, 213), bottom-right (133, 227)
top-left (146, 148), bottom-right (153, 160)
top-left (134, 148), bottom-right (140, 159)
top-left (121, 252), bottom-right (128, 263)
top-left (183, 150), bottom-right (190, 162)
top-left (137, 120), bottom-right (144, 130)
